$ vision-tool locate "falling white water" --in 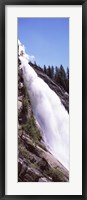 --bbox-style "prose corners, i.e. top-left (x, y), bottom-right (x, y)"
top-left (18, 40), bottom-right (69, 170)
